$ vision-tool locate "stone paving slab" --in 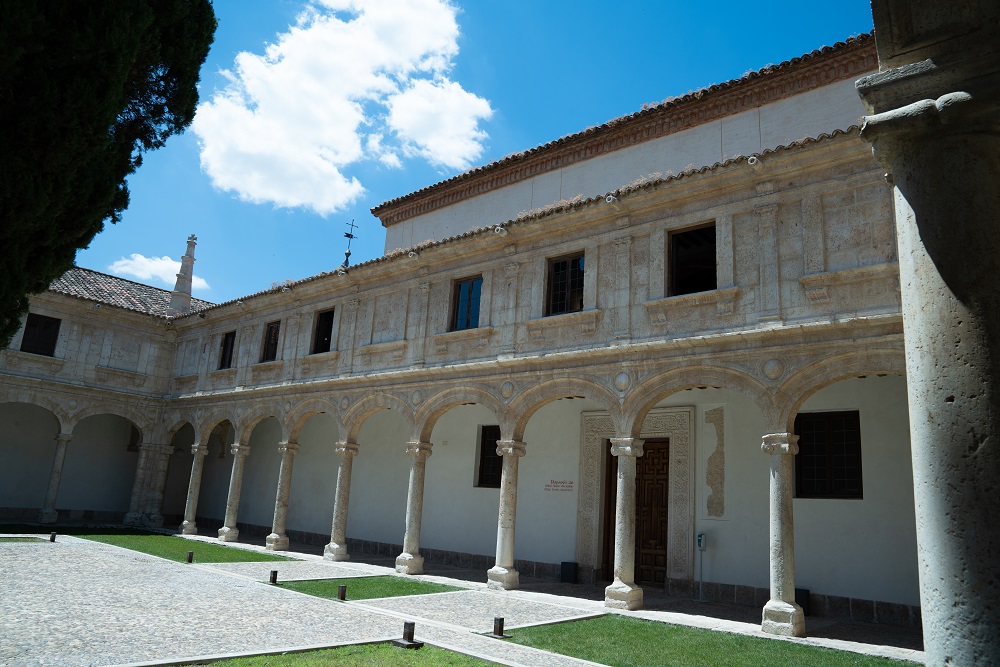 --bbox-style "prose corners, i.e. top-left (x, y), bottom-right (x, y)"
top-left (356, 589), bottom-right (603, 633)
top-left (0, 537), bottom-right (401, 667)
top-left (198, 559), bottom-right (383, 582)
